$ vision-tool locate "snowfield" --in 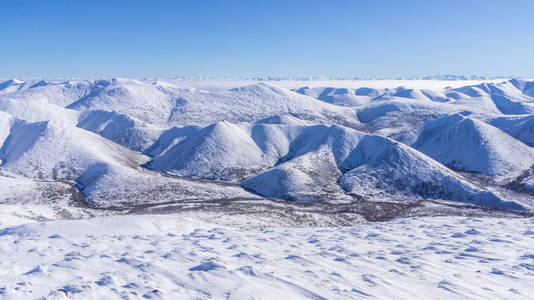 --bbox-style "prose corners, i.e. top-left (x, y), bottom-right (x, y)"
top-left (1, 215), bottom-right (534, 299)
top-left (1, 77), bottom-right (534, 299)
